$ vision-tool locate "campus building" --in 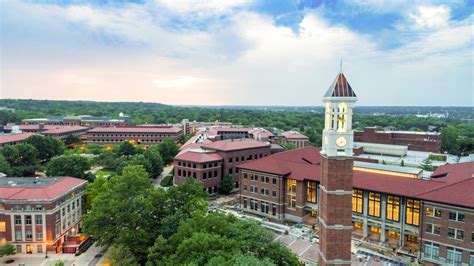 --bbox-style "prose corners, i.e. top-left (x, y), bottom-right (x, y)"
top-left (22, 114), bottom-right (131, 128)
top-left (174, 139), bottom-right (271, 193)
top-left (0, 133), bottom-right (36, 148)
top-left (85, 126), bottom-right (182, 145)
top-left (4, 124), bottom-right (89, 141)
top-left (0, 177), bottom-right (88, 254)
top-left (354, 127), bottom-right (442, 153)
top-left (238, 70), bottom-right (473, 265)
top-left (274, 131), bottom-right (310, 149)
